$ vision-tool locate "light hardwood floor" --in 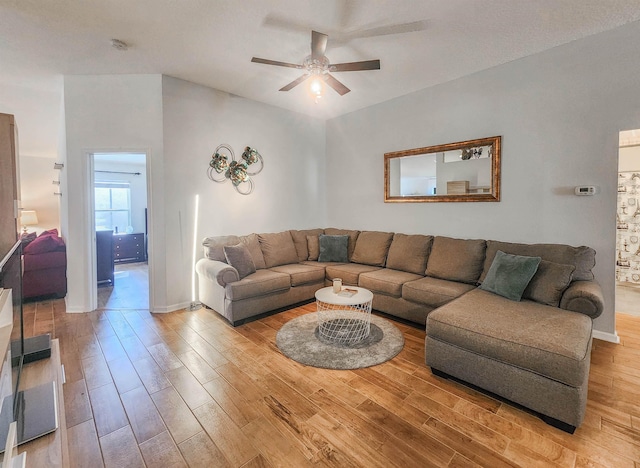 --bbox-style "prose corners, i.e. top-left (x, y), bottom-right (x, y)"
top-left (22, 298), bottom-right (640, 468)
